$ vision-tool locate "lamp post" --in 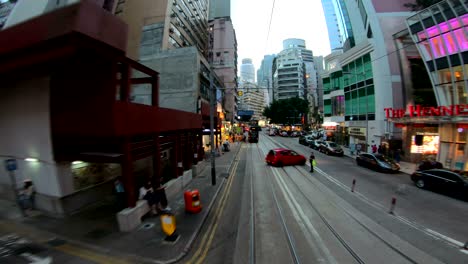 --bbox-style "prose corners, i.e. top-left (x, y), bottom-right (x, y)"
top-left (343, 71), bottom-right (369, 152)
top-left (209, 72), bottom-right (216, 185)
